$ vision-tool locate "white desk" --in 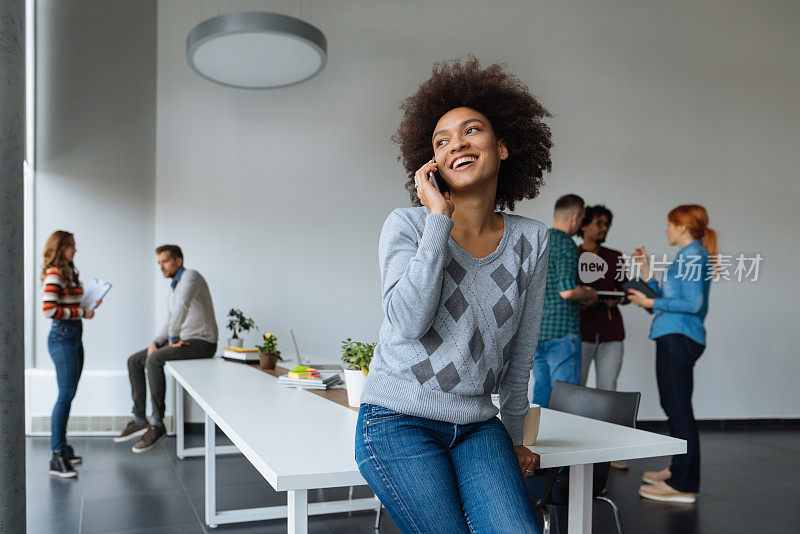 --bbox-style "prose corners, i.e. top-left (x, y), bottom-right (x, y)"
top-left (529, 409), bottom-right (686, 530)
top-left (167, 359), bottom-right (375, 533)
top-left (167, 359), bottom-right (685, 534)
